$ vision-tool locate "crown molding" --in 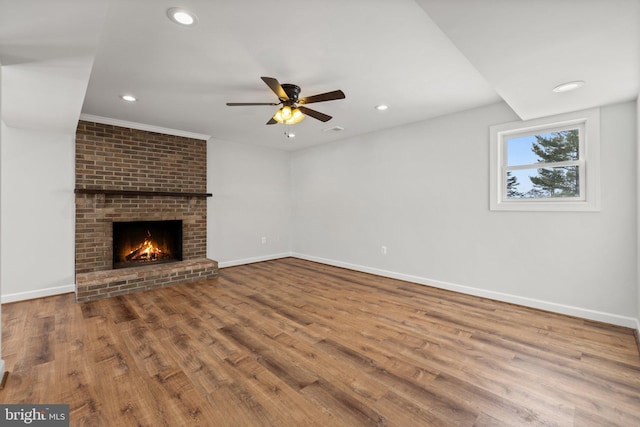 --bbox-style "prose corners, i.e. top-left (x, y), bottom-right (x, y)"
top-left (79, 114), bottom-right (211, 141)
